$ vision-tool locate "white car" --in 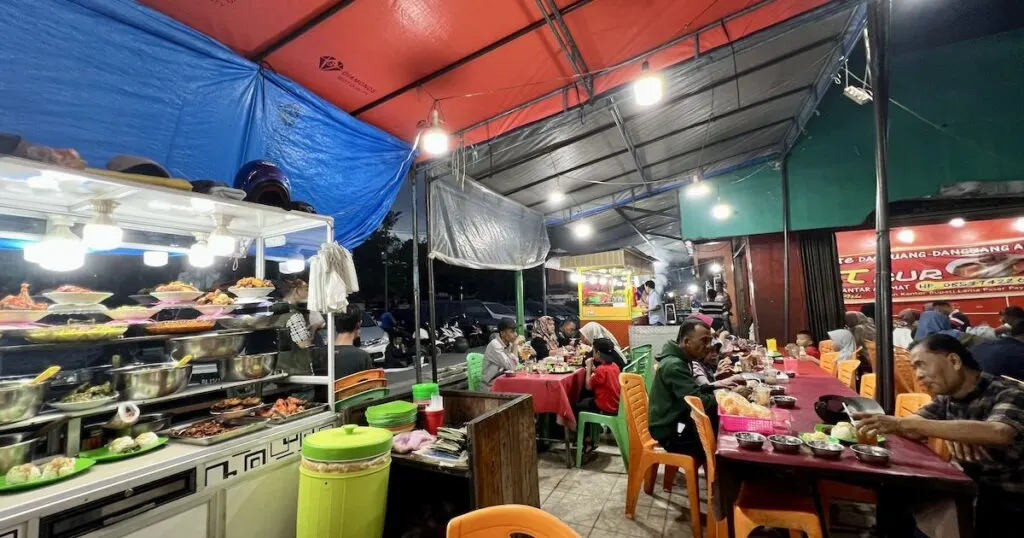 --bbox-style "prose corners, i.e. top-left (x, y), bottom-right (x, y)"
top-left (359, 312), bottom-right (389, 364)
